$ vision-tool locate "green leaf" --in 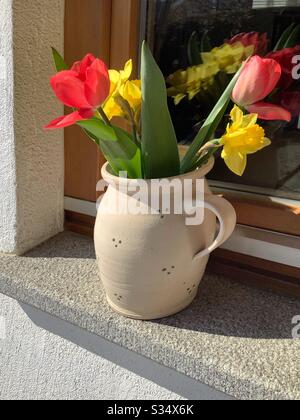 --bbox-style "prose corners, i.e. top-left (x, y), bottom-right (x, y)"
top-left (188, 32), bottom-right (202, 66)
top-left (100, 141), bottom-right (141, 179)
top-left (284, 24), bottom-right (300, 48)
top-left (51, 47), bottom-right (68, 72)
top-left (188, 31), bottom-right (212, 66)
top-left (82, 129), bottom-right (101, 146)
top-left (180, 63), bottom-right (246, 174)
top-left (273, 23), bottom-right (295, 51)
top-left (200, 30), bottom-right (212, 53)
top-left (141, 42), bottom-right (180, 179)
top-left (78, 119), bottom-right (142, 179)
